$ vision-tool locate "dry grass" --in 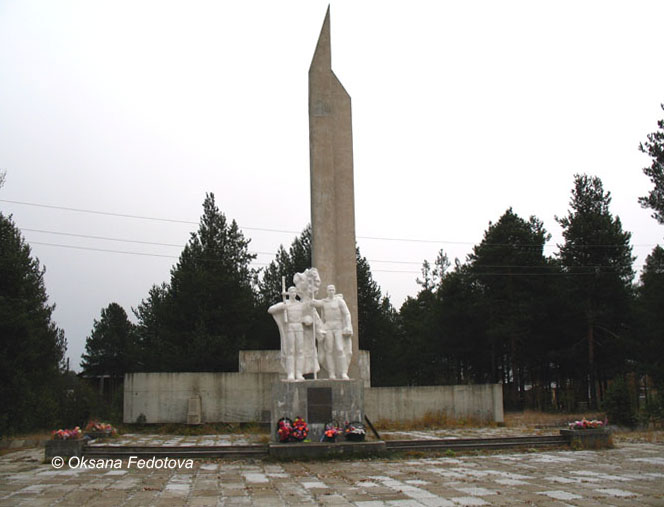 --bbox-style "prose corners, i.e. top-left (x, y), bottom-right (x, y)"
top-left (612, 430), bottom-right (664, 444)
top-left (504, 410), bottom-right (605, 428)
top-left (117, 422), bottom-right (270, 435)
top-left (372, 410), bottom-right (616, 435)
top-left (371, 411), bottom-right (496, 432)
top-left (0, 432), bottom-right (51, 456)
top-left (0, 431), bottom-right (52, 441)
